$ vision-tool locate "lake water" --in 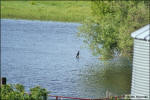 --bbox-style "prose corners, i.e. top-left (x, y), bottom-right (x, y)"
top-left (1, 19), bottom-right (131, 99)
